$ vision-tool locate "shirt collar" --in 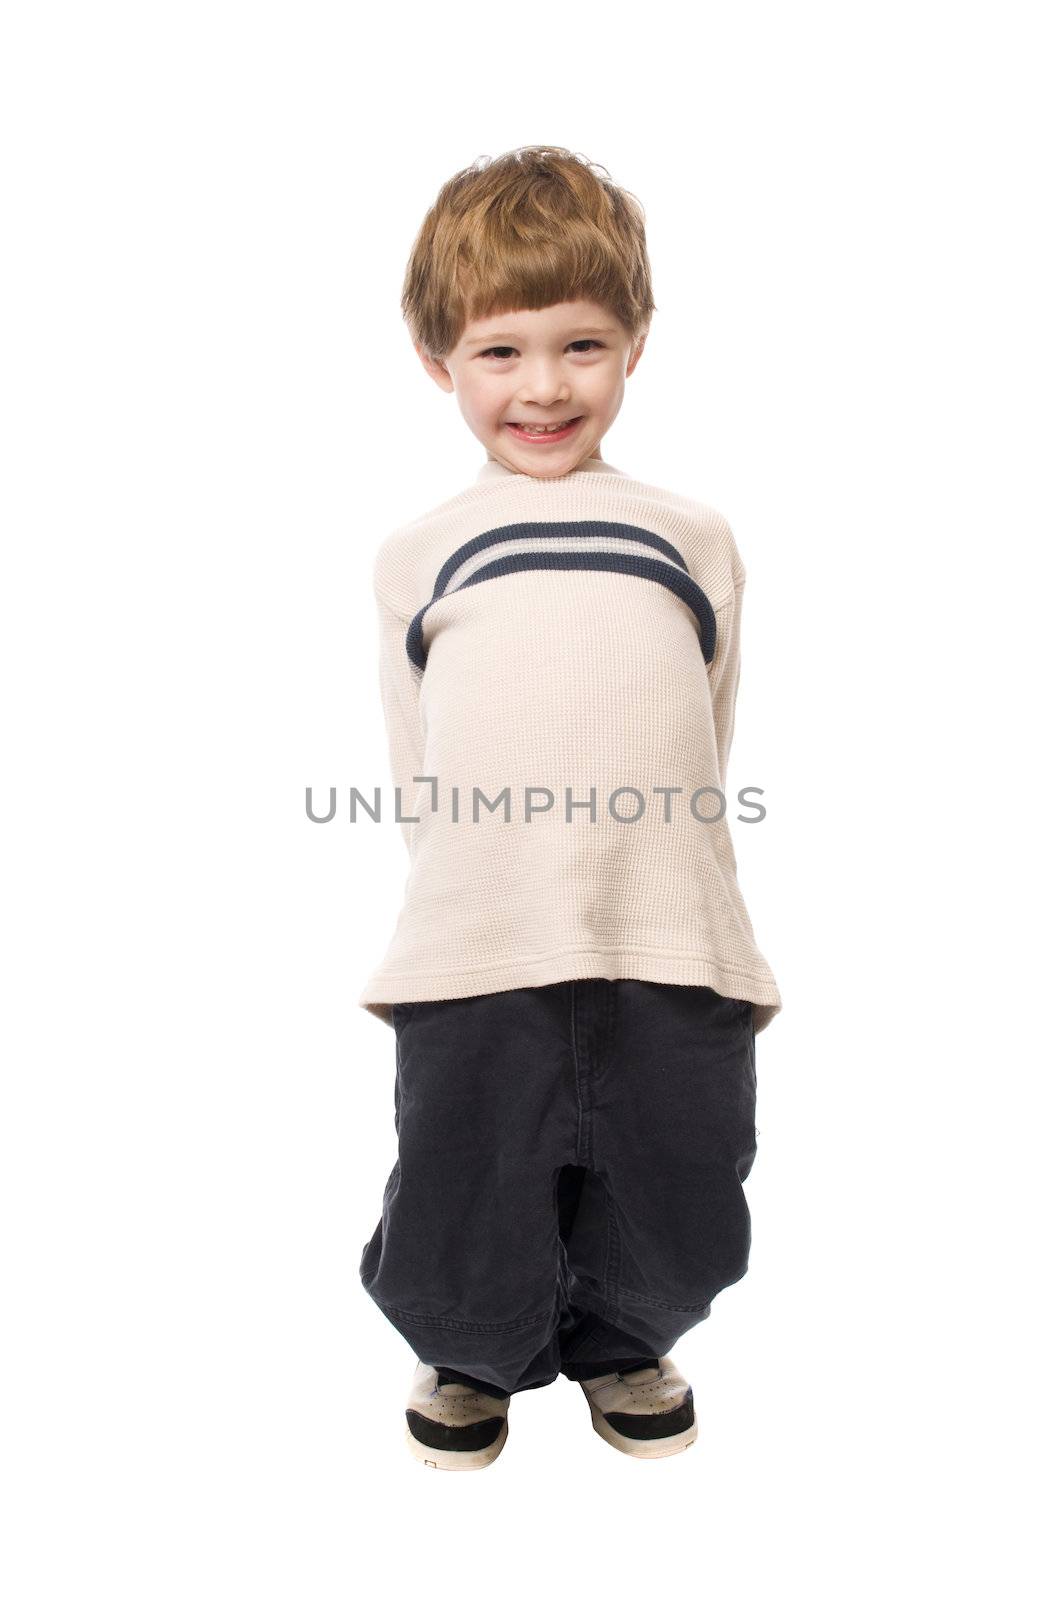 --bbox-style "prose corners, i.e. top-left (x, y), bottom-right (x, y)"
top-left (476, 455), bottom-right (626, 484)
